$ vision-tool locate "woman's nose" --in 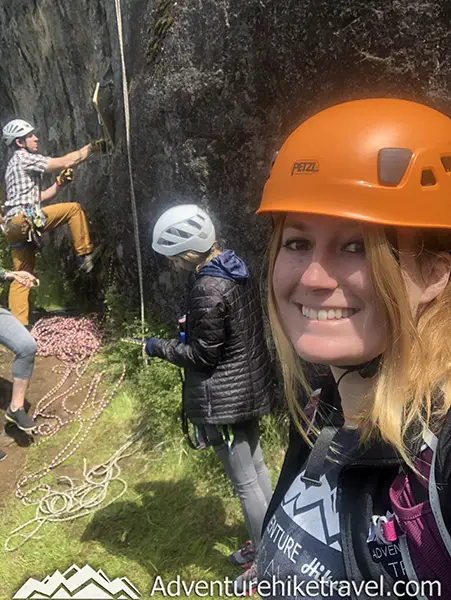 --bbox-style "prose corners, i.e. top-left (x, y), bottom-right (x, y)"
top-left (300, 255), bottom-right (338, 291)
